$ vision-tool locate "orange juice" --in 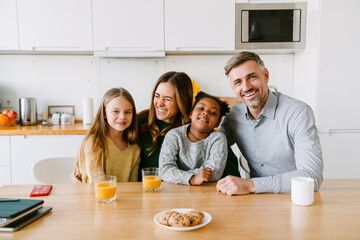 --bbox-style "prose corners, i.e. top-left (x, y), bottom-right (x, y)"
top-left (143, 176), bottom-right (161, 191)
top-left (95, 182), bottom-right (116, 201)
